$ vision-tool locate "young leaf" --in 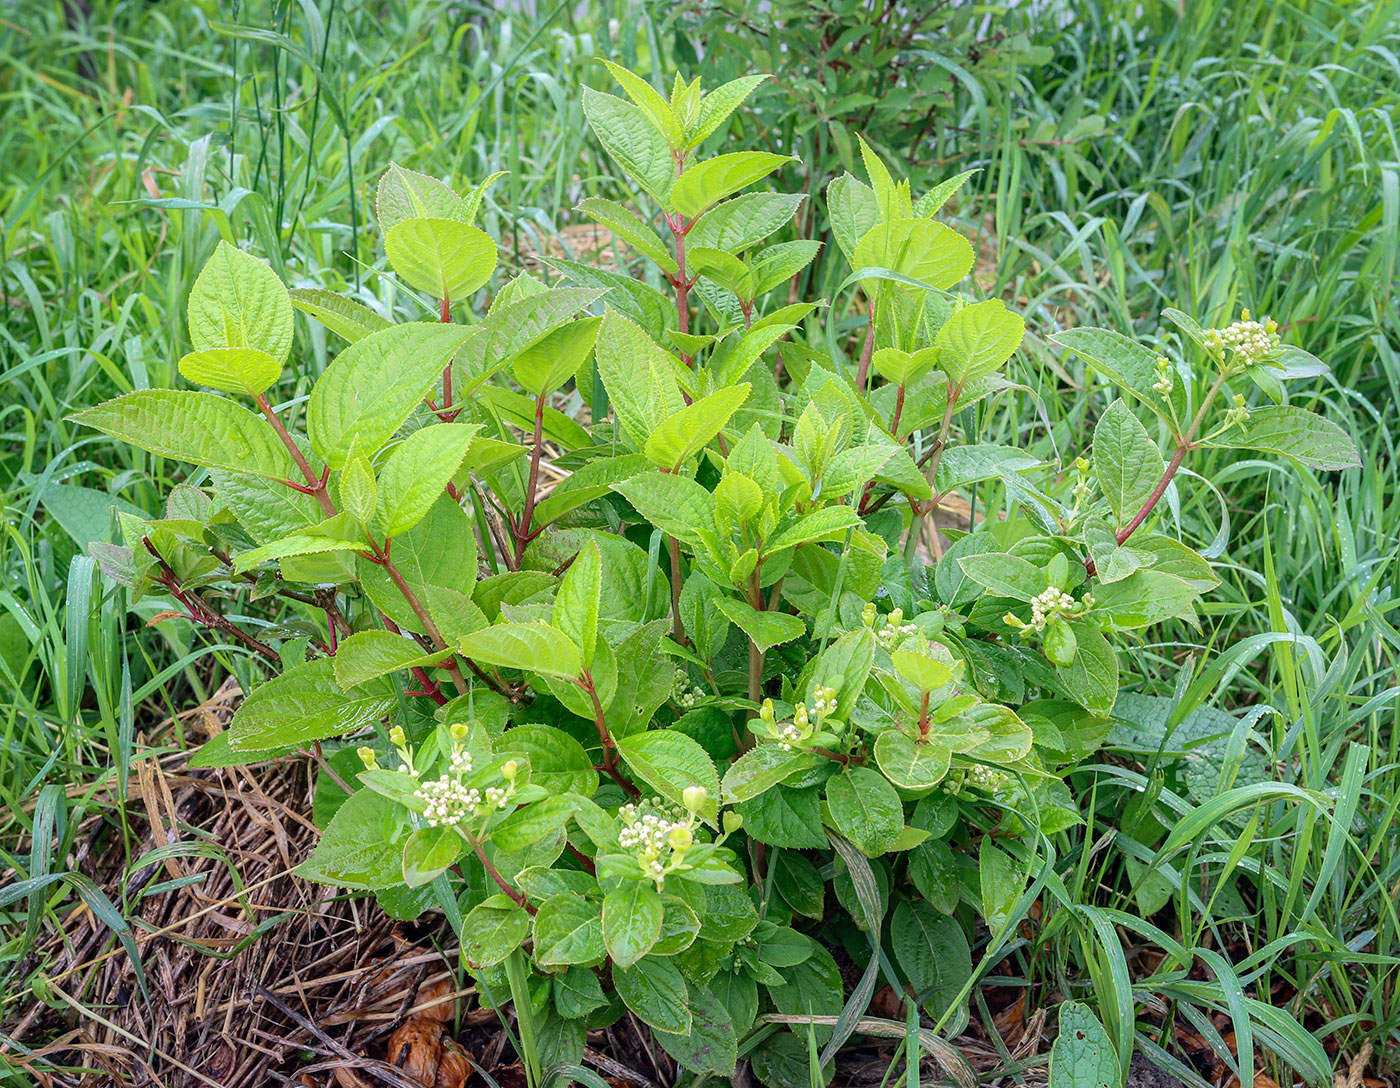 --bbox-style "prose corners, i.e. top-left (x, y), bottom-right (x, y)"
top-left (187, 240), bottom-right (294, 364)
top-left (714, 598), bottom-right (805, 653)
top-left (458, 622), bottom-right (583, 679)
top-left (375, 423), bottom-right (479, 538)
top-left (936, 299), bottom-right (1025, 385)
top-left (874, 732), bottom-right (952, 789)
top-left (827, 174), bottom-right (880, 266)
top-left (402, 825), bottom-right (466, 887)
top-left (688, 192), bottom-right (804, 253)
top-left (178, 346), bottom-right (282, 396)
top-left (689, 73), bottom-right (769, 147)
top-left (852, 218), bottom-right (973, 290)
top-left (308, 322), bottom-right (473, 468)
top-left (69, 390), bottom-right (292, 480)
top-left (1051, 326), bottom-right (1186, 423)
top-left (722, 745), bottom-right (813, 804)
top-left (553, 539), bottom-right (602, 668)
top-left (576, 197), bottom-right (678, 273)
top-left (644, 383), bottom-right (751, 471)
top-left (601, 60), bottom-right (683, 145)
top-left (228, 658), bottom-right (394, 750)
top-left (384, 217), bottom-right (497, 302)
top-left (956, 551), bottom-right (1046, 601)
top-left (669, 152), bottom-right (794, 219)
top-left (377, 162), bottom-right (466, 230)
top-left (581, 87), bottom-right (675, 204)
top-left (1094, 400), bottom-right (1165, 526)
